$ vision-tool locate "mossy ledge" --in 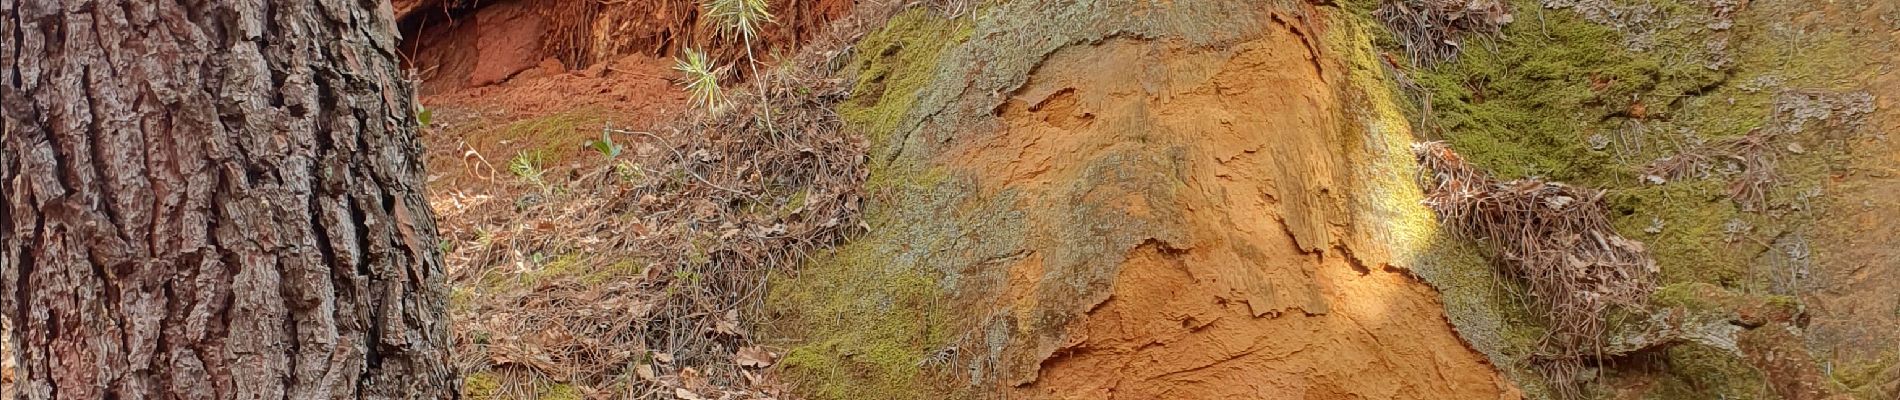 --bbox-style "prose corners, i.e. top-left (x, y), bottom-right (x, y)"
top-left (1372, 0), bottom-right (1886, 397)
